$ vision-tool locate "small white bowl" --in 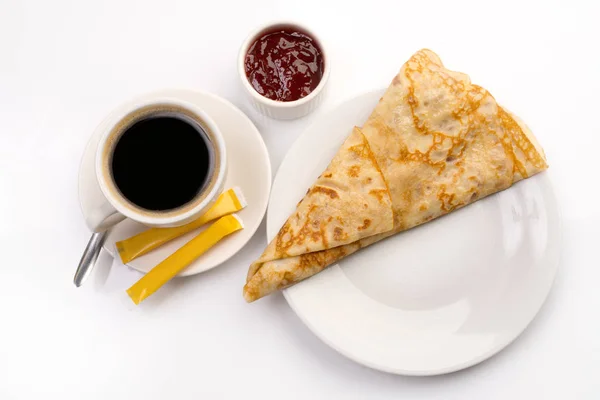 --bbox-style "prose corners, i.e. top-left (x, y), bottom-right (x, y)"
top-left (238, 21), bottom-right (330, 120)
